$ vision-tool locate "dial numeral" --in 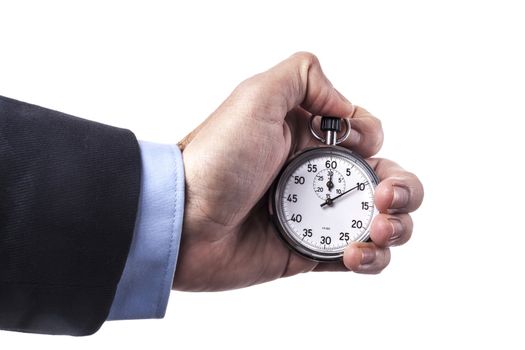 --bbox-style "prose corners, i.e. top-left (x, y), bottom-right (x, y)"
top-left (325, 160), bottom-right (338, 169)
top-left (320, 236), bottom-right (332, 245)
top-left (346, 168), bottom-right (352, 176)
top-left (351, 220), bottom-right (363, 229)
top-left (339, 232), bottom-right (350, 241)
top-left (307, 164), bottom-right (317, 173)
top-left (356, 182), bottom-right (366, 191)
top-left (361, 201), bottom-right (370, 210)
top-left (286, 194), bottom-right (298, 203)
top-left (294, 176), bottom-right (305, 185)
top-left (315, 187), bottom-right (324, 193)
top-left (302, 228), bottom-right (313, 237)
top-left (290, 213), bottom-right (303, 223)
